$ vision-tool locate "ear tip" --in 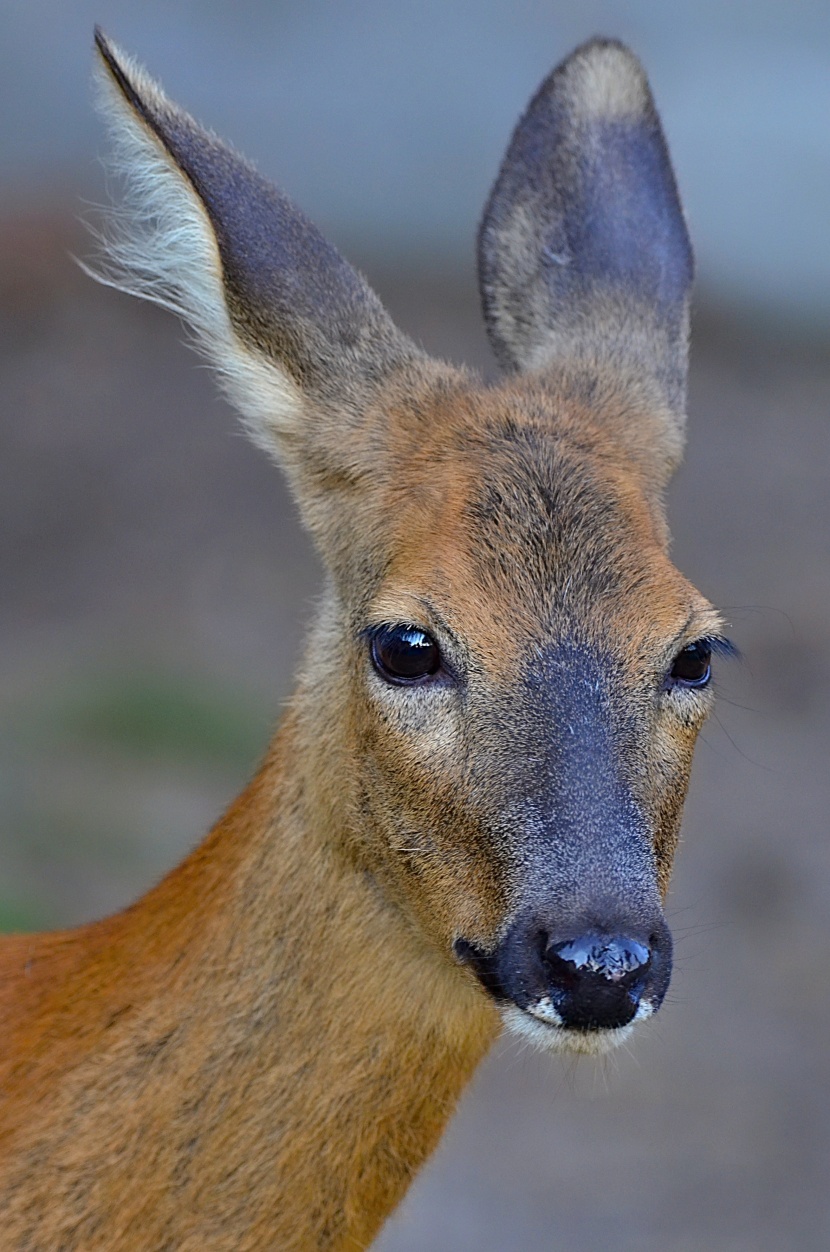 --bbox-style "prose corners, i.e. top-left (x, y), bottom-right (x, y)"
top-left (91, 28), bottom-right (163, 132)
top-left (92, 26), bottom-right (128, 89)
top-left (551, 35), bottom-right (653, 125)
top-left (562, 35), bottom-right (643, 74)
top-left (93, 25), bottom-right (118, 70)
